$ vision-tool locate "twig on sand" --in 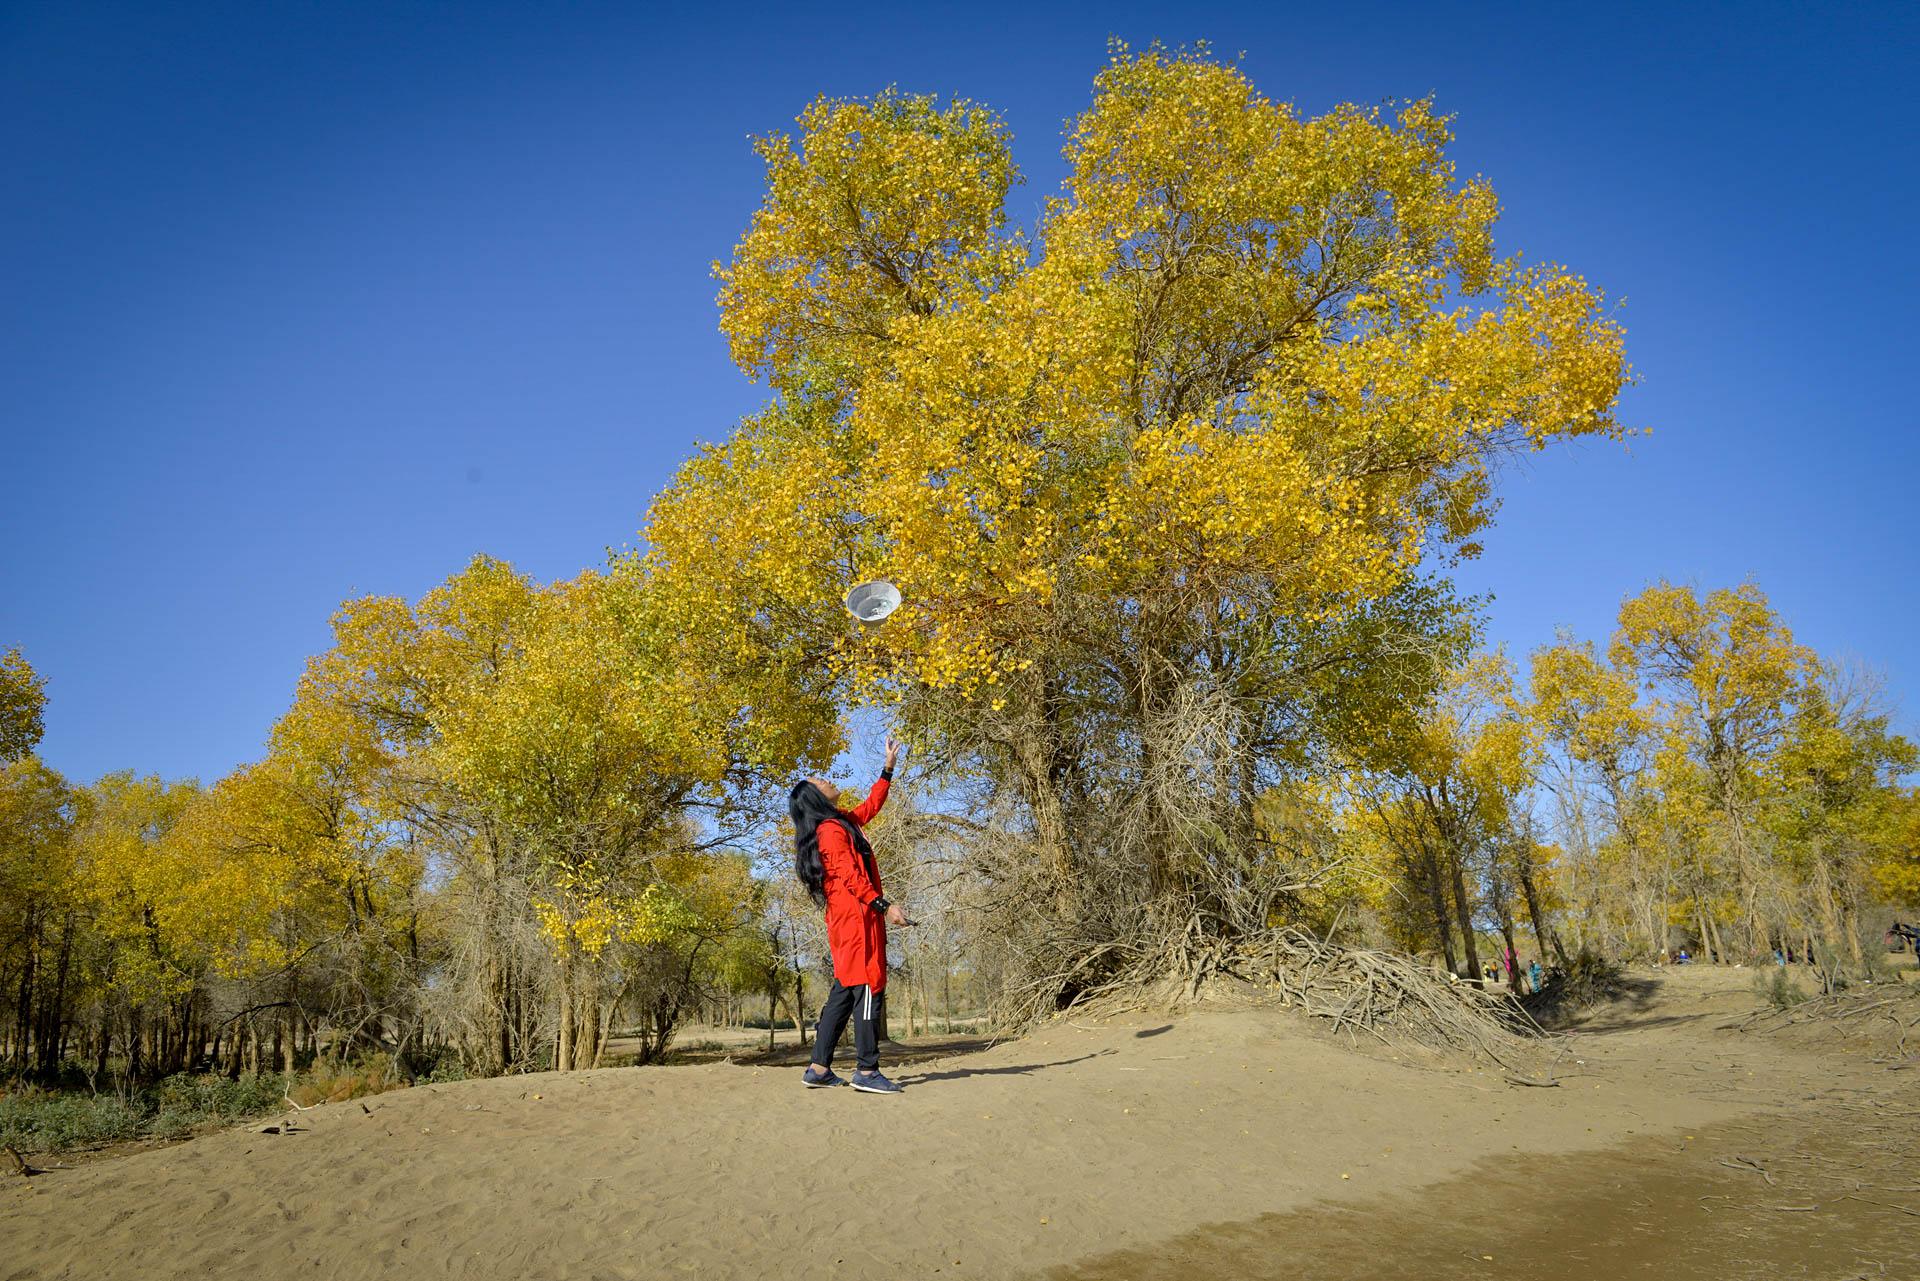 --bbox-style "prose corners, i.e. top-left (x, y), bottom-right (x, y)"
top-left (1842, 1194), bottom-right (1920, 1218)
top-left (1502, 1073), bottom-right (1560, 1088)
top-left (1721, 1155), bottom-right (1776, 1186)
top-left (283, 1092), bottom-right (319, 1112)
